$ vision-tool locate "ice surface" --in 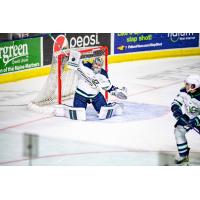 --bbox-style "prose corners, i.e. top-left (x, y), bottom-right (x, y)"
top-left (0, 56), bottom-right (200, 165)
